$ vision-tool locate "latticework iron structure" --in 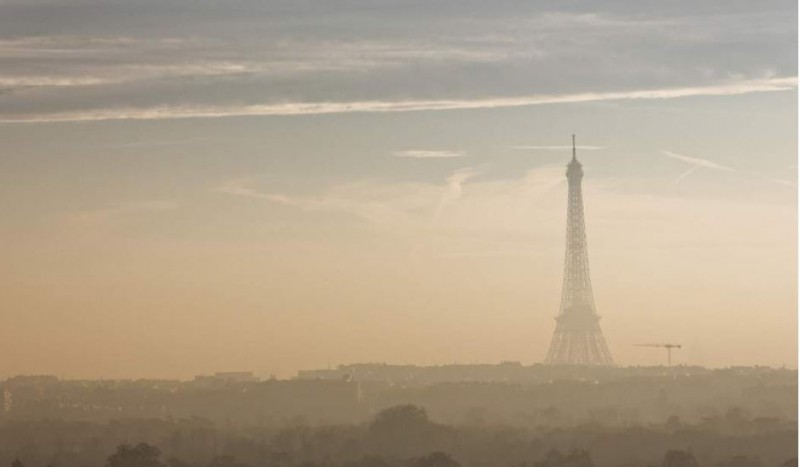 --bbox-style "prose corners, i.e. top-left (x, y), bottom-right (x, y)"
top-left (544, 136), bottom-right (614, 365)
